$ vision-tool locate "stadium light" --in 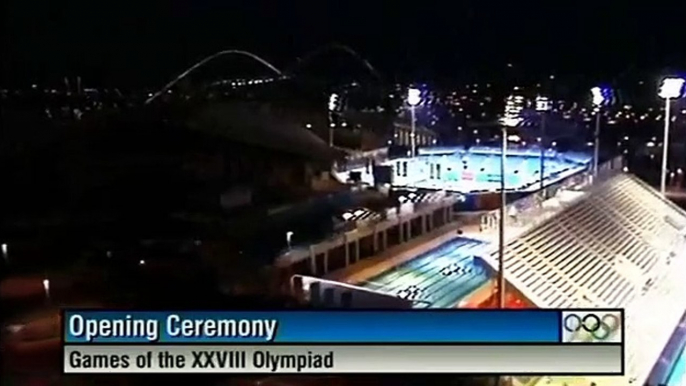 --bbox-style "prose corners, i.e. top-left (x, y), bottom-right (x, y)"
top-left (535, 96), bottom-right (551, 192)
top-left (500, 94), bottom-right (524, 127)
top-left (407, 88), bottom-right (421, 107)
top-left (328, 93), bottom-right (339, 112)
top-left (591, 87), bottom-right (605, 107)
top-left (328, 93), bottom-right (340, 147)
top-left (407, 88), bottom-right (422, 157)
top-left (658, 77), bottom-right (685, 196)
top-left (286, 231), bottom-right (294, 249)
top-left (590, 87), bottom-right (609, 178)
top-left (42, 278), bottom-right (50, 301)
